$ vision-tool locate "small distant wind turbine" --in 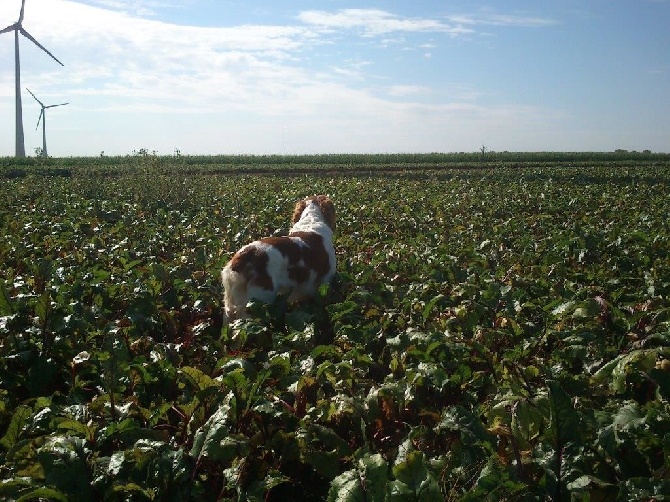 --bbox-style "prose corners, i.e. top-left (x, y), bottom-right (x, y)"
top-left (26, 88), bottom-right (68, 157)
top-left (1, 0), bottom-right (64, 157)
